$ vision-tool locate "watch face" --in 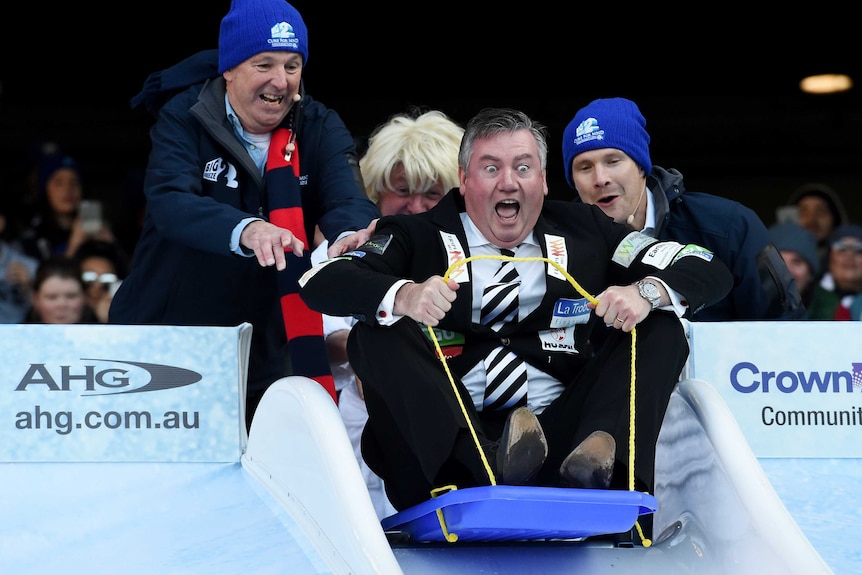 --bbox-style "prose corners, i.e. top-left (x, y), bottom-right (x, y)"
top-left (642, 283), bottom-right (660, 298)
top-left (638, 281), bottom-right (660, 307)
